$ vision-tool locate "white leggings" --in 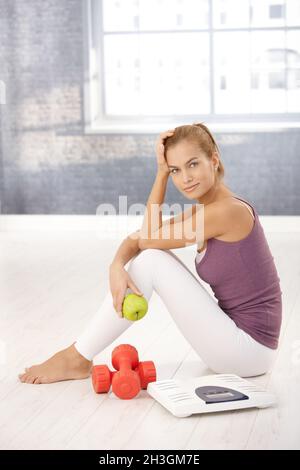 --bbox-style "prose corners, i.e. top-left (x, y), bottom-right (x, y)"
top-left (74, 248), bottom-right (277, 378)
